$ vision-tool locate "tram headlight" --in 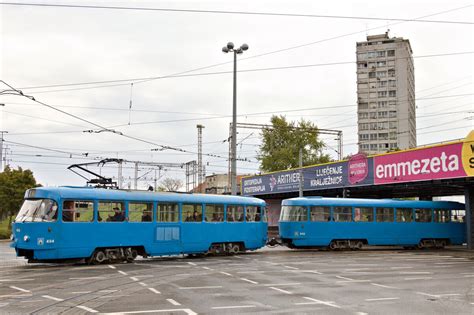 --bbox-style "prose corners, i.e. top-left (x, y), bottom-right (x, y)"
top-left (23, 235), bottom-right (30, 242)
